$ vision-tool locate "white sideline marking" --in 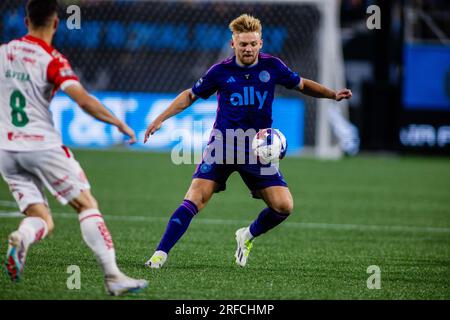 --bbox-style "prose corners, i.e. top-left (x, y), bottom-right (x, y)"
top-left (0, 200), bottom-right (18, 208)
top-left (0, 211), bottom-right (22, 218)
top-left (0, 210), bottom-right (449, 234)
